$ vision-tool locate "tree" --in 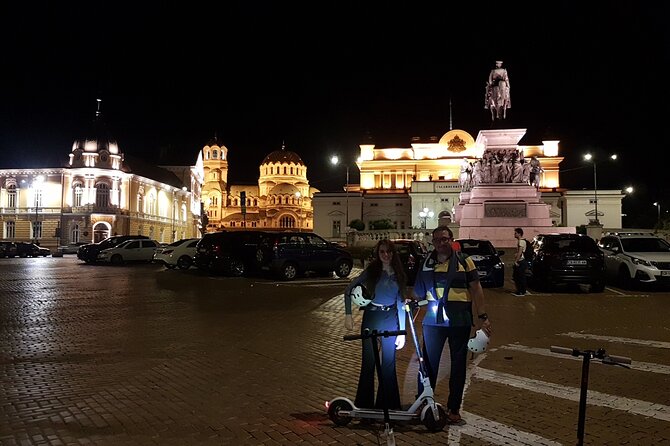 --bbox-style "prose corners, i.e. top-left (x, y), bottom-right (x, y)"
top-left (349, 219), bottom-right (365, 231)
